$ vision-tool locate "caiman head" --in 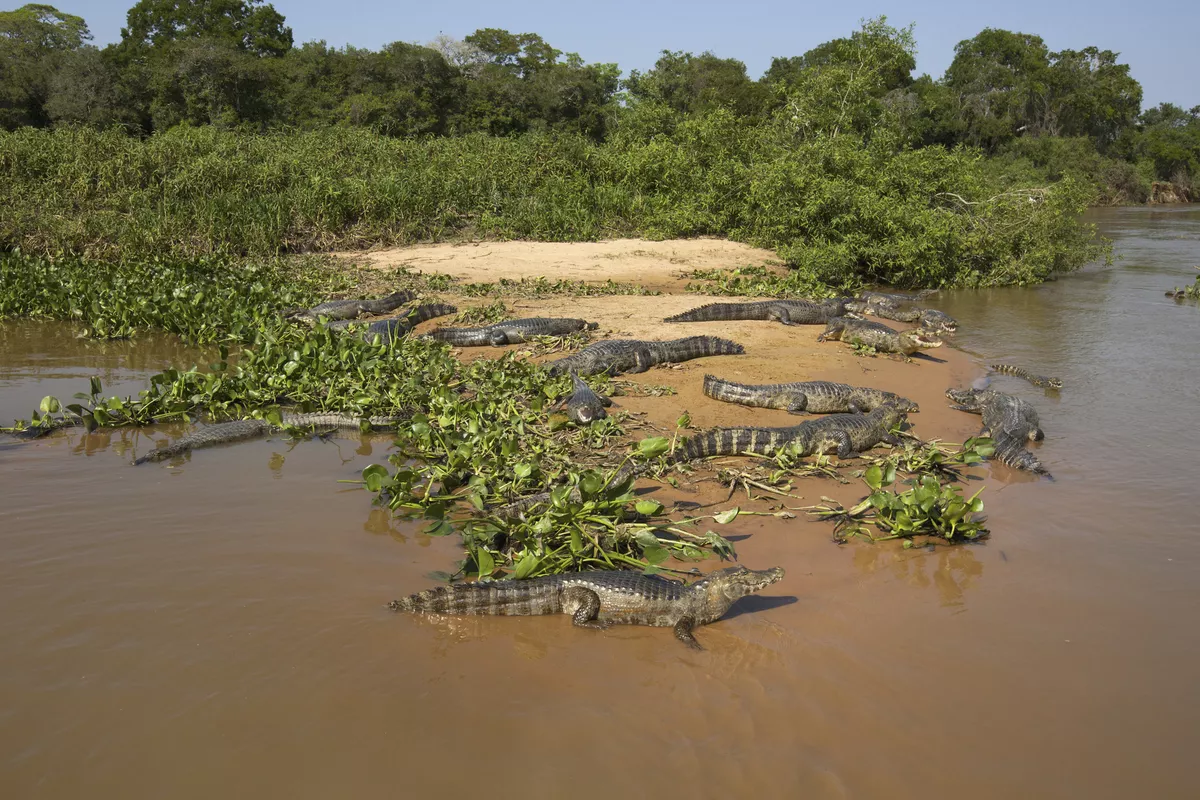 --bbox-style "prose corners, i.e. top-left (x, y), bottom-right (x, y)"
top-left (945, 387), bottom-right (990, 410)
top-left (879, 391), bottom-right (920, 413)
top-left (917, 309), bottom-right (959, 334)
top-left (695, 565), bottom-right (786, 622)
top-left (899, 329), bottom-right (943, 353)
top-left (872, 402), bottom-right (910, 433)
